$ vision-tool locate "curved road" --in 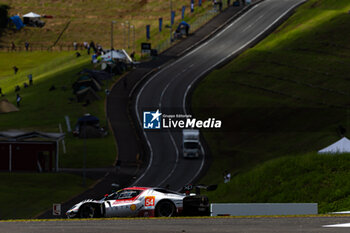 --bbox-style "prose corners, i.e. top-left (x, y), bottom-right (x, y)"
top-left (133, 0), bottom-right (305, 191)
